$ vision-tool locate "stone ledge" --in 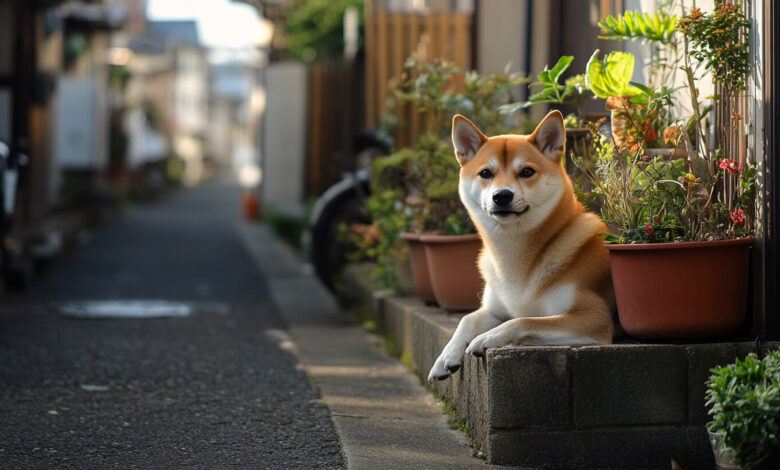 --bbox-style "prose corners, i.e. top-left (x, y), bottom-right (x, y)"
top-left (342, 265), bottom-right (778, 468)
